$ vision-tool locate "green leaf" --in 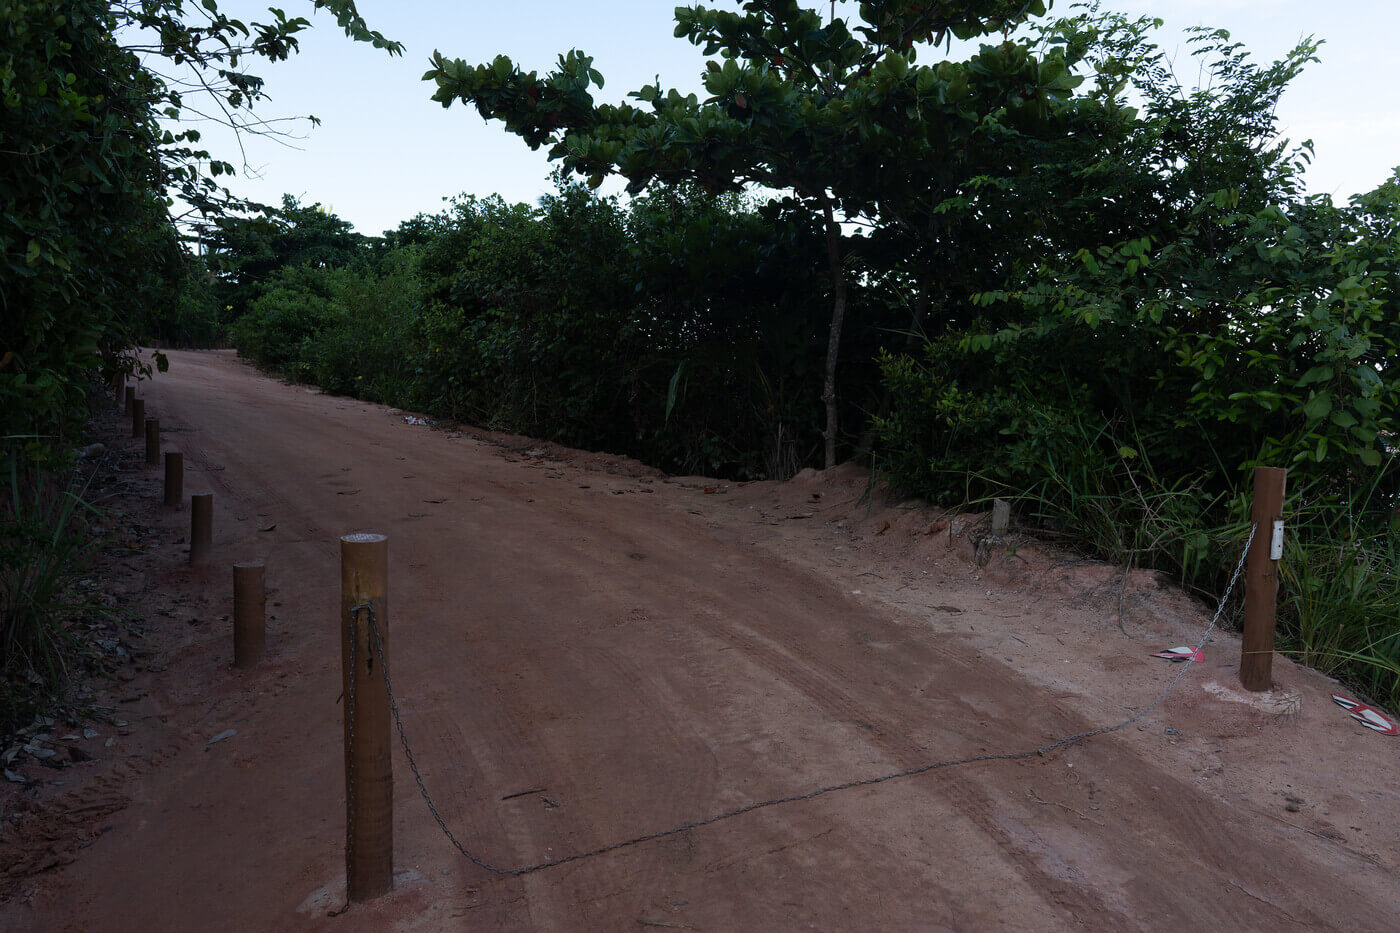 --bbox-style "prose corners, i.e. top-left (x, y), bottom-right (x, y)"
top-left (1302, 393), bottom-right (1332, 422)
top-left (664, 360), bottom-right (686, 422)
top-left (1296, 365), bottom-right (1332, 386)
